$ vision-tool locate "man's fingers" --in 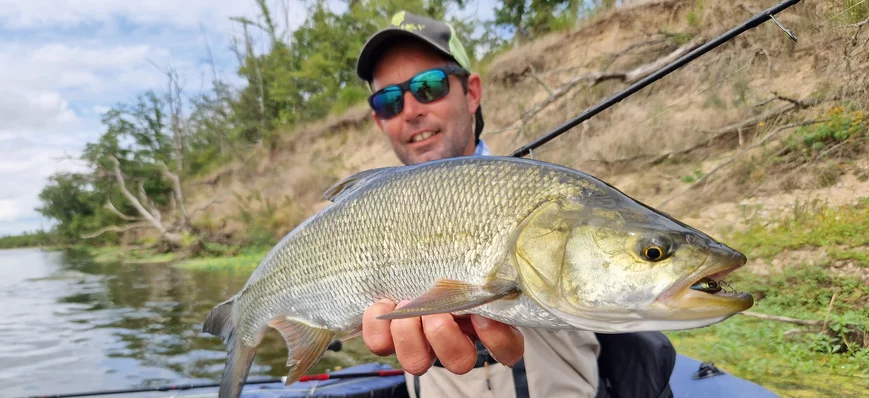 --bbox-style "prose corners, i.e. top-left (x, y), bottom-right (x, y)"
top-left (390, 302), bottom-right (435, 376)
top-left (471, 315), bottom-right (524, 367)
top-left (362, 299), bottom-right (397, 356)
top-left (422, 314), bottom-right (478, 375)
